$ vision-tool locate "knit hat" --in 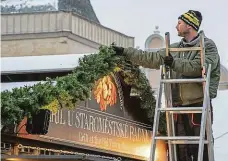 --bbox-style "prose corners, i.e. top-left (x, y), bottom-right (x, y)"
top-left (178, 10), bottom-right (202, 31)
